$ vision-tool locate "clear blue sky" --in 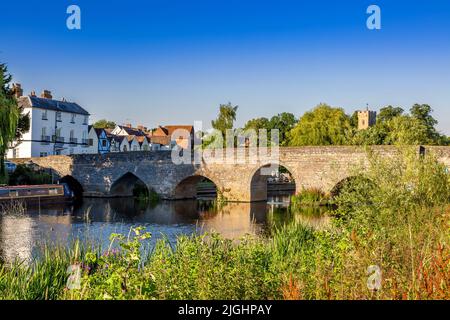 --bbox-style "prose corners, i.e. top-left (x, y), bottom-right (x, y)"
top-left (2, 0), bottom-right (450, 134)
